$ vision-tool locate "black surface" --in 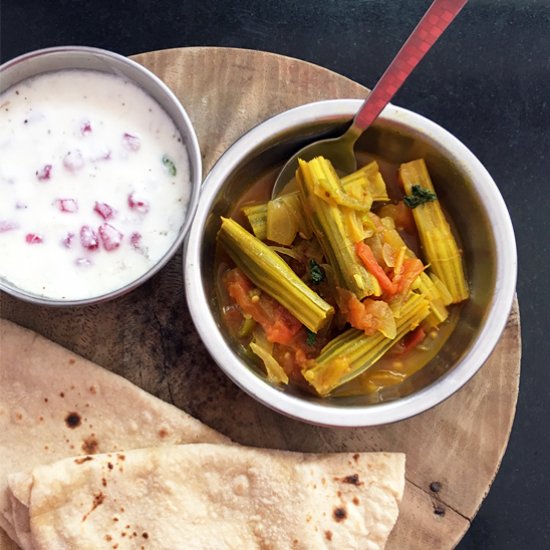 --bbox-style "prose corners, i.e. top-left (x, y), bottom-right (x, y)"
top-left (1, 1), bottom-right (549, 548)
